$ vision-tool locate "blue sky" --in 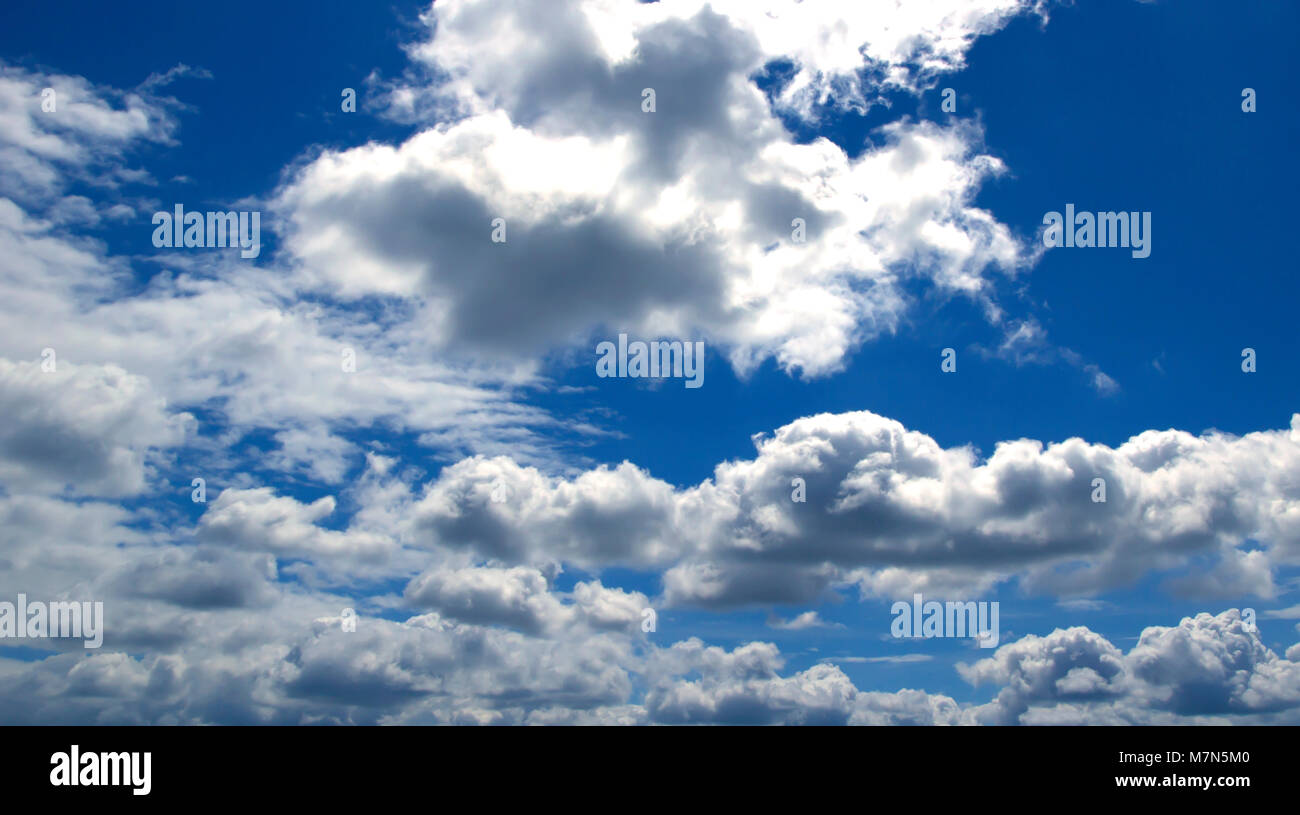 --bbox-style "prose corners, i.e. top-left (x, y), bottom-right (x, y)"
top-left (1, 0), bottom-right (1298, 724)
